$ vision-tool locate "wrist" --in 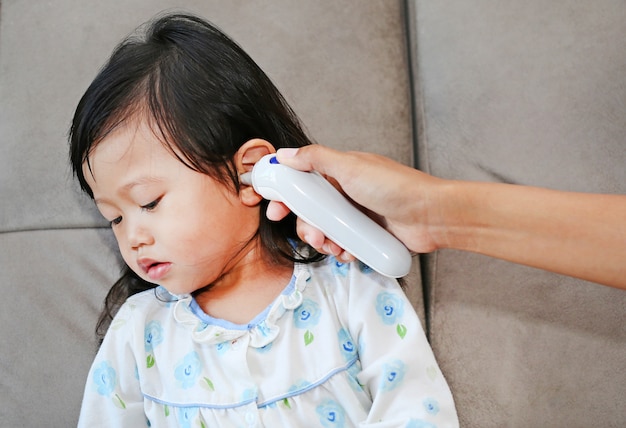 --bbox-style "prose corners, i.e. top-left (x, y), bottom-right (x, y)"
top-left (429, 180), bottom-right (486, 252)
